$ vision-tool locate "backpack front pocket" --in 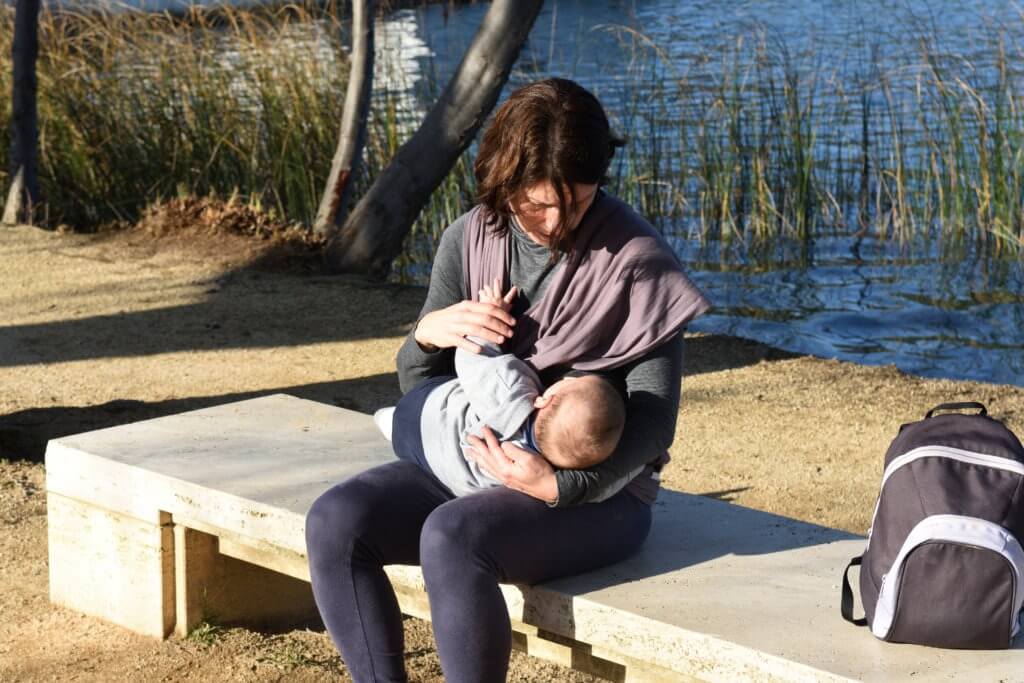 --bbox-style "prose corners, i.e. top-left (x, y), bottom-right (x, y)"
top-left (873, 515), bottom-right (1024, 649)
